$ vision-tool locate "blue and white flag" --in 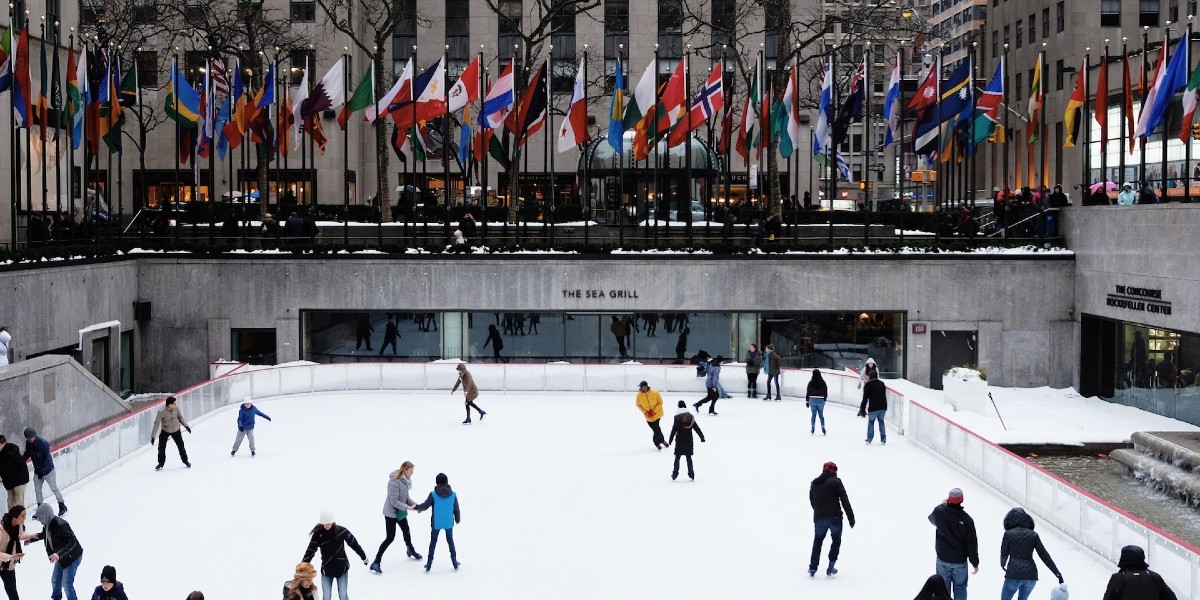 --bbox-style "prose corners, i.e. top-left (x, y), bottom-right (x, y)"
top-left (882, 53), bottom-right (901, 147)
